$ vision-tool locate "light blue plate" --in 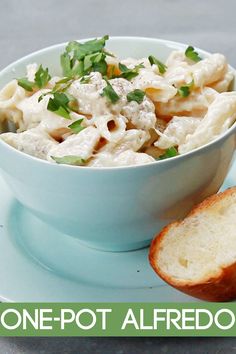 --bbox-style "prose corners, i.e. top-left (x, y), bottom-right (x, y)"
top-left (0, 160), bottom-right (235, 302)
